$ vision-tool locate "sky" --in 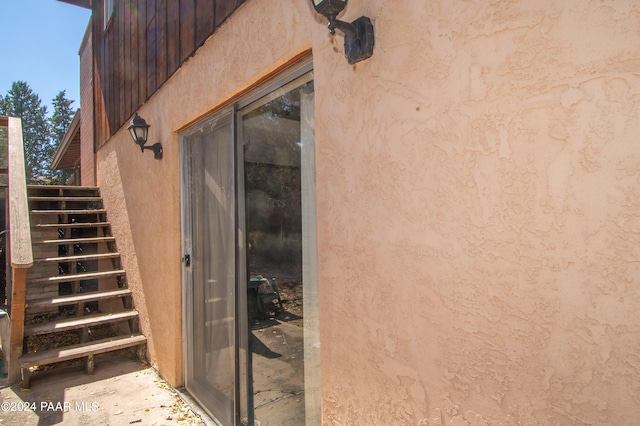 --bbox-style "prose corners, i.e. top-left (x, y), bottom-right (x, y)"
top-left (0, 0), bottom-right (91, 114)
